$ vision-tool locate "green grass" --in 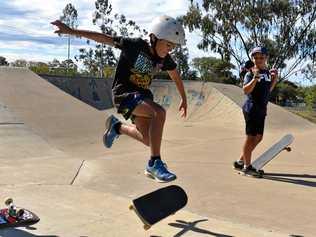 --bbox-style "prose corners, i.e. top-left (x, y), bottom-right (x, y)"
top-left (290, 109), bottom-right (316, 124)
